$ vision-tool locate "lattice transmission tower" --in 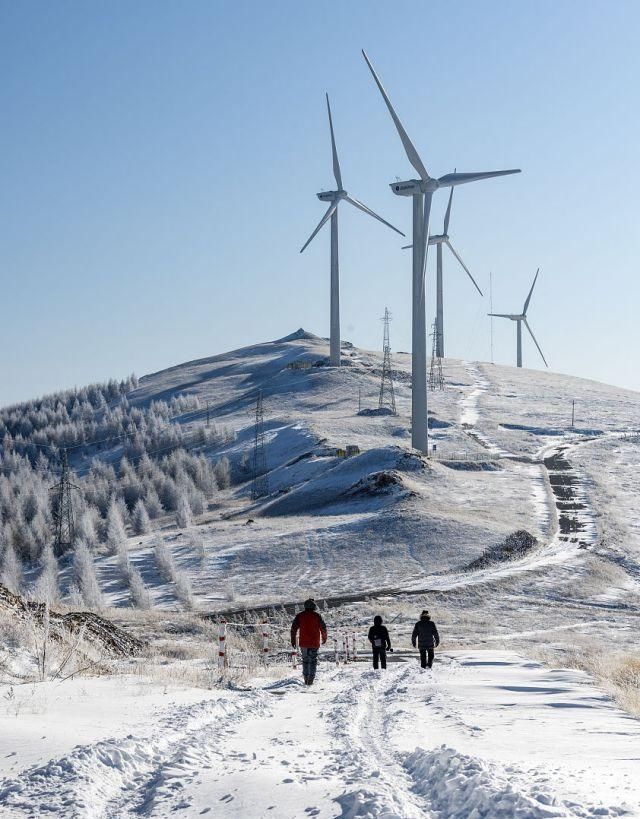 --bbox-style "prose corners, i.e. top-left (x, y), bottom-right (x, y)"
top-left (429, 320), bottom-right (445, 391)
top-left (49, 448), bottom-right (79, 556)
top-left (251, 390), bottom-right (269, 499)
top-left (378, 307), bottom-right (397, 415)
